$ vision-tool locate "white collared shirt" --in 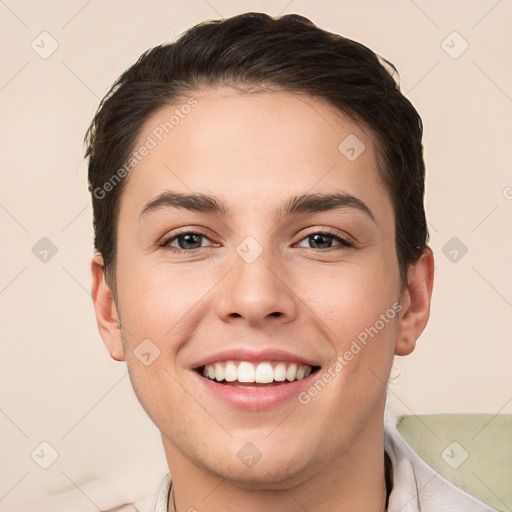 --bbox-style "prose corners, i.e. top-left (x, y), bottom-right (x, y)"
top-left (152, 423), bottom-right (498, 512)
